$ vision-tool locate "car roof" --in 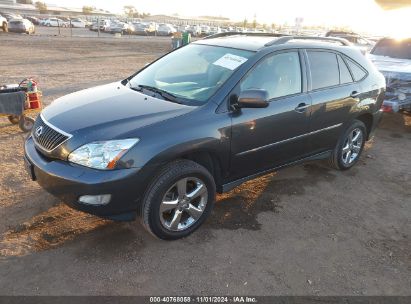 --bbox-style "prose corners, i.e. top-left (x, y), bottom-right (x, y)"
top-left (194, 34), bottom-right (355, 53)
top-left (194, 35), bottom-right (279, 51)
